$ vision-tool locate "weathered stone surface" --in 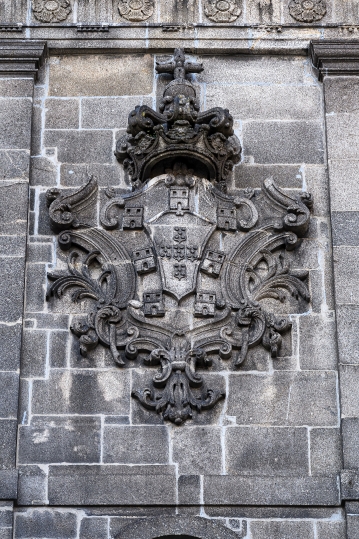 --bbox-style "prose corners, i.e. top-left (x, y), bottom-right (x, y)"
top-left (0, 235), bottom-right (26, 258)
top-left (24, 263), bottom-right (46, 312)
top-left (329, 160), bottom-right (359, 212)
top-left (0, 372), bottom-right (19, 418)
top-left (178, 475), bottom-right (201, 505)
top-left (0, 419), bottom-right (16, 468)
top-left (299, 314), bottom-right (337, 370)
top-left (333, 247), bottom-right (359, 304)
top-left (0, 323), bottom-right (21, 370)
top-left (341, 469), bottom-right (359, 500)
top-left (18, 416), bottom-right (101, 464)
top-left (60, 163), bottom-right (124, 187)
top-left (0, 98), bottom-right (32, 149)
top-left (206, 85), bottom-right (321, 120)
top-left (347, 515), bottom-right (359, 539)
top-left (81, 97), bottom-right (152, 129)
top-left (79, 517), bottom-right (109, 539)
top-left (243, 121), bottom-right (324, 164)
top-left (0, 182), bottom-right (28, 235)
top-left (316, 521), bottom-right (346, 539)
top-left (227, 372), bottom-right (338, 426)
top-left (47, 465), bottom-right (176, 505)
top-left (0, 470), bottom-right (17, 499)
top-left (305, 165), bottom-right (330, 217)
top-left (17, 466), bottom-right (47, 506)
top-left (0, 256), bottom-right (26, 321)
top-left (36, 192), bottom-right (53, 236)
top-left (44, 130), bottom-right (113, 164)
top-left (226, 427), bottom-right (309, 476)
top-left (326, 114), bottom-right (359, 159)
top-left (233, 164), bottom-right (304, 189)
top-left (27, 242), bottom-right (53, 264)
top-left (310, 428), bottom-right (342, 475)
top-left (20, 329), bottom-right (47, 378)
top-left (45, 98), bottom-right (79, 129)
top-left (324, 76), bottom-right (359, 113)
top-left (30, 156), bottom-right (57, 187)
top-left (343, 418), bottom-right (359, 470)
top-left (103, 425), bottom-right (169, 464)
top-left (332, 212), bottom-right (359, 246)
top-left (199, 56), bottom-right (308, 85)
top-left (203, 475), bottom-right (339, 505)
top-left (15, 510), bottom-right (77, 538)
top-left (337, 305), bottom-right (359, 364)
top-left (0, 150), bottom-right (29, 182)
top-left (49, 55), bottom-right (153, 97)
top-left (32, 370), bottom-right (130, 415)
top-left (49, 331), bottom-right (69, 368)
top-left (0, 79), bottom-right (33, 98)
top-left (172, 427), bottom-right (222, 475)
top-left (340, 365), bottom-right (359, 417)
top-left (250, 520), bottom-right (314, 539)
